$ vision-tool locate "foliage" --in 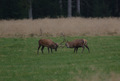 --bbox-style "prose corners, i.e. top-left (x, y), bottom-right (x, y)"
top-left (32, 0), bottom-right (60, 18)
top-left (0, 0), bottom-right (120, 19)
top-left (0, 0), bottom-right (29, 19)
